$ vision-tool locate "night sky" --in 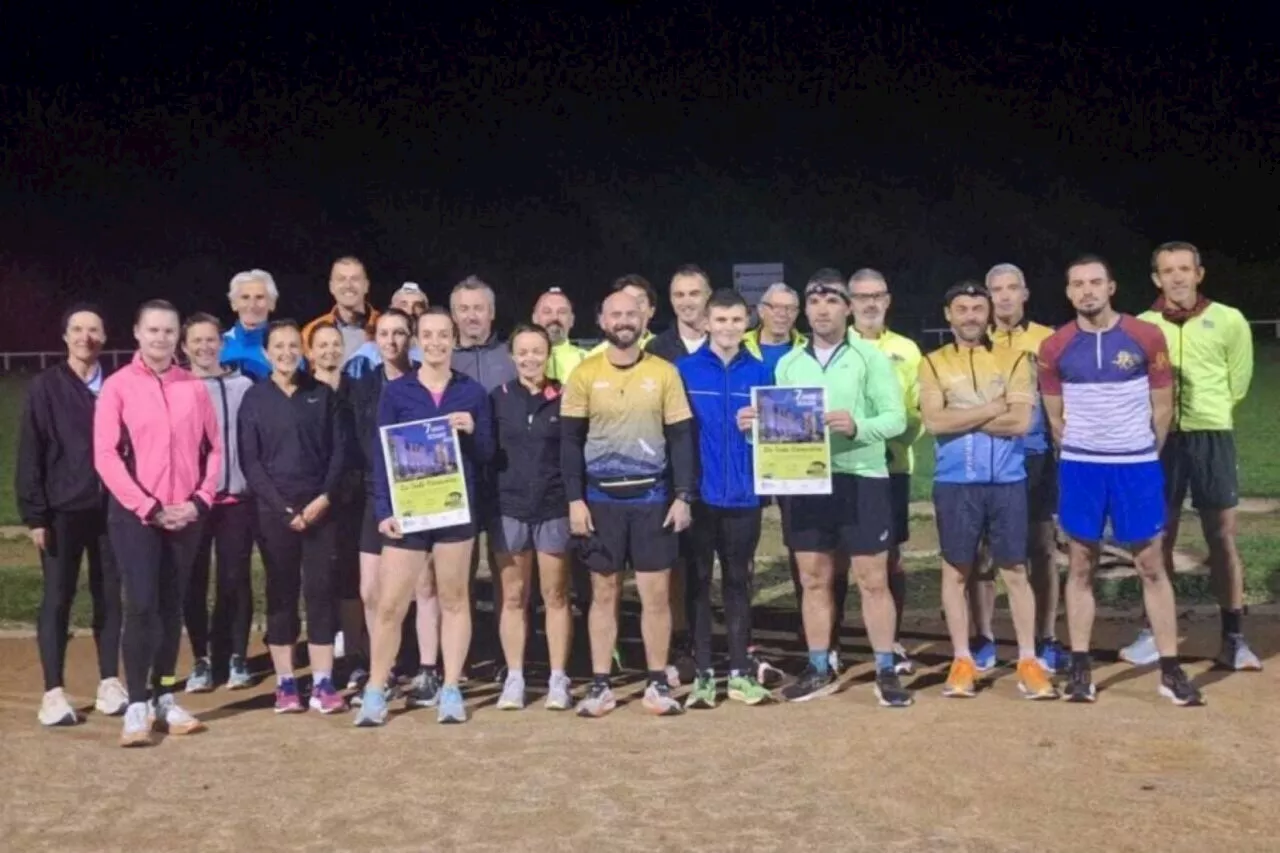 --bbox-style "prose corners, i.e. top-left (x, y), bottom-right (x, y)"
top-left (3, 4), bottom-right (1277, 350)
